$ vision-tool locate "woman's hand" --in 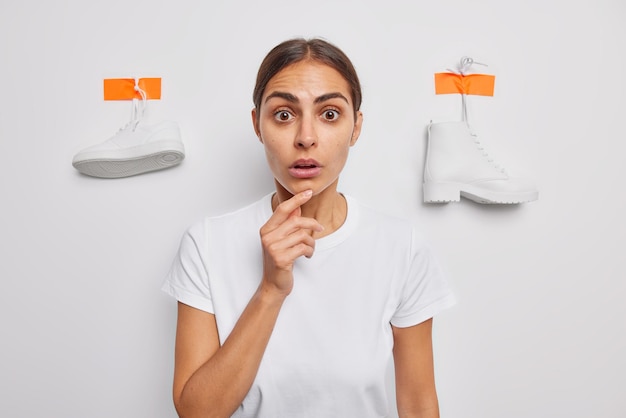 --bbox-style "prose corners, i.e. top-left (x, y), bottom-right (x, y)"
top-left (259, 189), bottom-right (323, 297)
